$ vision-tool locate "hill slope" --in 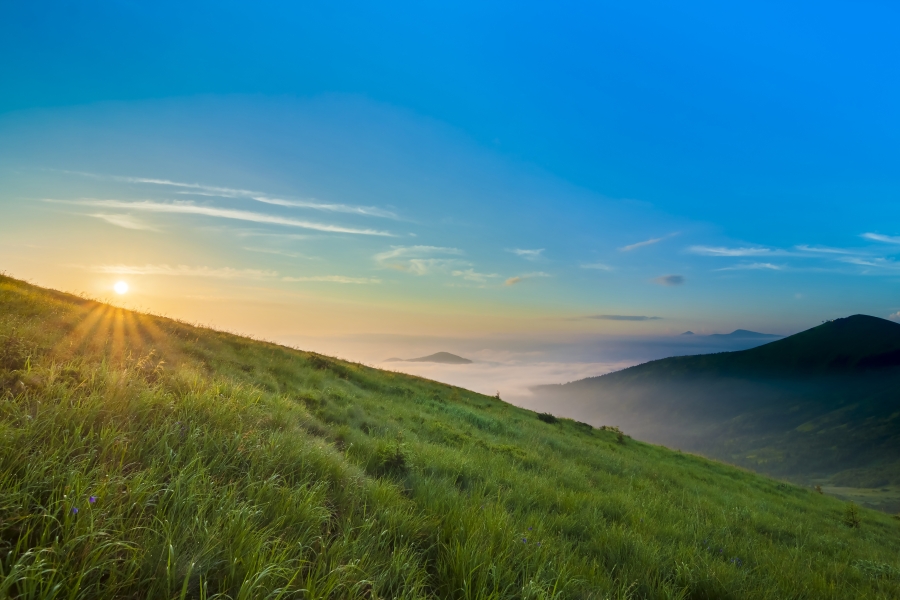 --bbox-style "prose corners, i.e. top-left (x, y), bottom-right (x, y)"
top-left (2, 275), bottom-right (900, 599)
top-left (534, 316), bottom-right (900, 510)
